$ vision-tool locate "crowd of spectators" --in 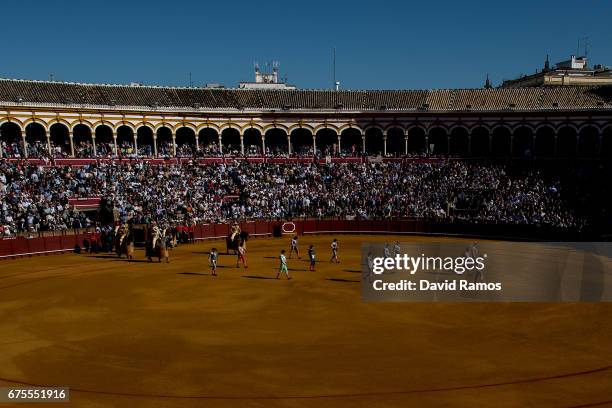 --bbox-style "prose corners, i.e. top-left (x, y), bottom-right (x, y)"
top-left (0, 159), bottom-right (581, 237)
